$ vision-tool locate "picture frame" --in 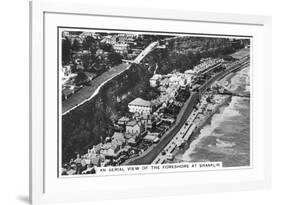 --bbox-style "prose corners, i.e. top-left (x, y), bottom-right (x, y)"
top-left (29, 0), bottom-right (272, 204)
